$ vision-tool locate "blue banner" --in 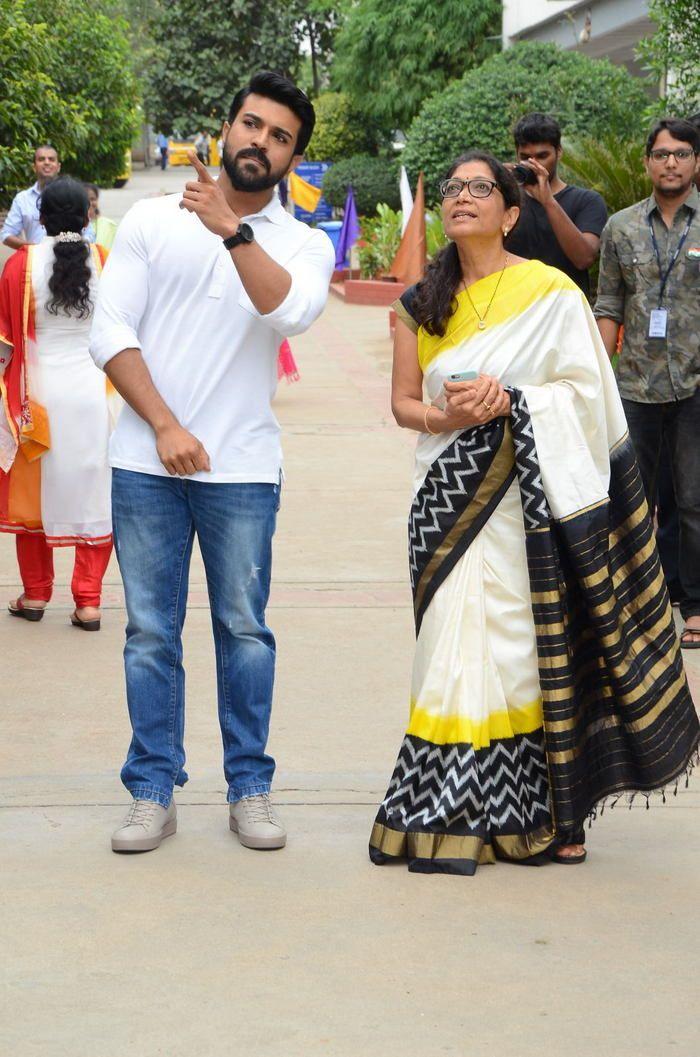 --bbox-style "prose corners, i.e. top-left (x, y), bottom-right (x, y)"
top-left (293, 161), bottom-right (333, 224)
